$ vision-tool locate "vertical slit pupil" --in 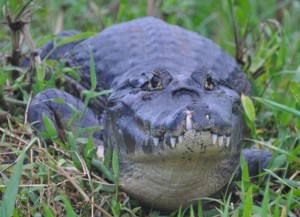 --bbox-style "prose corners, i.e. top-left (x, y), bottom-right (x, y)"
top-left (207, 76), bottom-right (212, 86)
top-left (205, 74), bottom-right (214, 91)
top-left (151, 75), bottom-right (161, 88)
